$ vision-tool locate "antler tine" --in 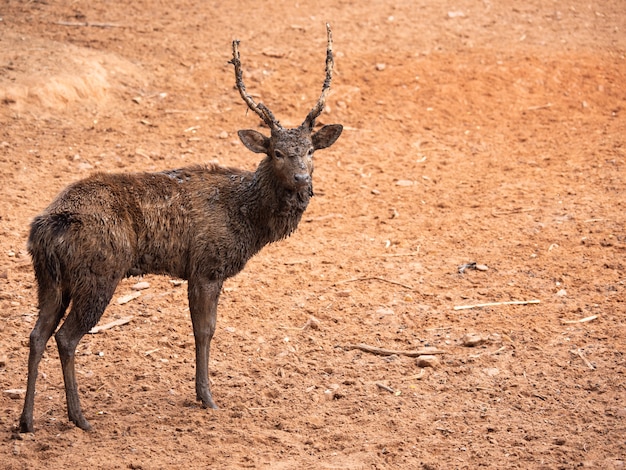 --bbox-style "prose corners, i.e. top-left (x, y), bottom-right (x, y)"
top-left (230, 40), bottom-right (280, 129)
top-left (303, 23), bottom-right (334, 129)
